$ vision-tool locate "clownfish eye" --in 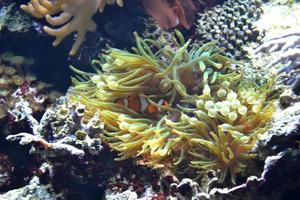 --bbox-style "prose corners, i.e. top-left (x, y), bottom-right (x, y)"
top-left (159, 78), bottom-right (172, 93)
